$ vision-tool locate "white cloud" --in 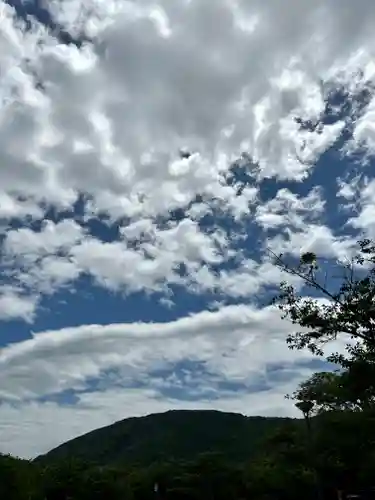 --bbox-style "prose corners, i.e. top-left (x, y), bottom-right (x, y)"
top-left (71, 219), bottom-right (230, 292)
top-left (0, 0), bottom-right (370, 218)
top-left (0, 385), bottom-right (299, 459)
top-left (0, 0), bottom-right (374, 308)
top-left (0, 305), bottom-right (305, 400)
top-left (2, 220), bottom-right (84, 303)
top-left (0, 288), bottom-right (37, 322)
top-left (0, 193), bottom-right (43, 220)
top-left (269, 224), bottom-right (358, 263)
top-left (255, 187), bottom-right (325, 231)
top-left (347, 178), bottom-right (375, 239)
top-left (4, 220), bottom-right (84, 257)
top-left (0, 303), bottom-right (347, 458)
